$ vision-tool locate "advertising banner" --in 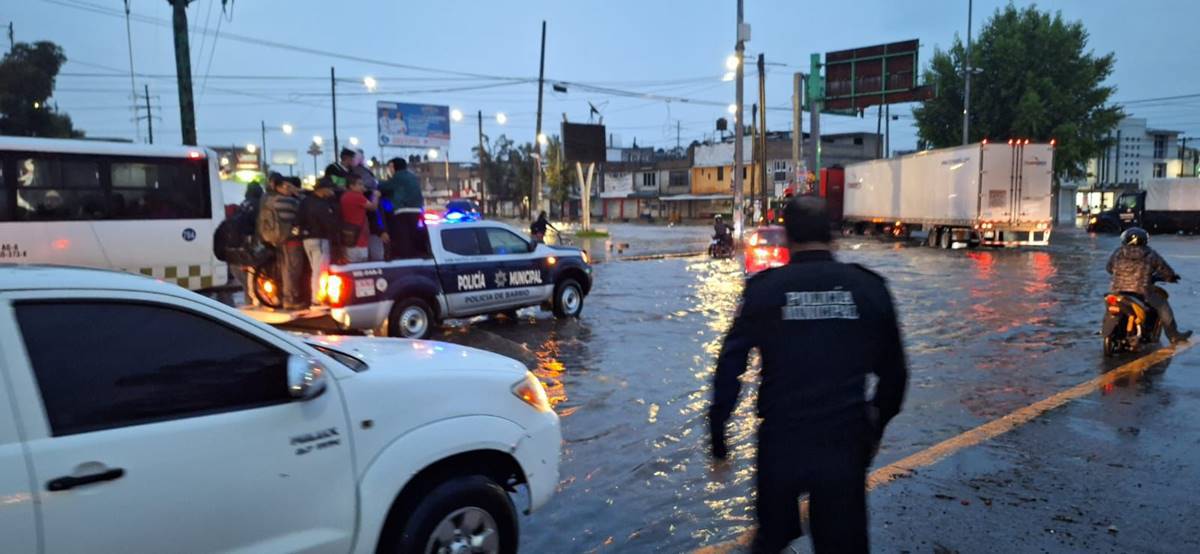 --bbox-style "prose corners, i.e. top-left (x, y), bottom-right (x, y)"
top-left (377, 101), bottom-right (451, 148)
